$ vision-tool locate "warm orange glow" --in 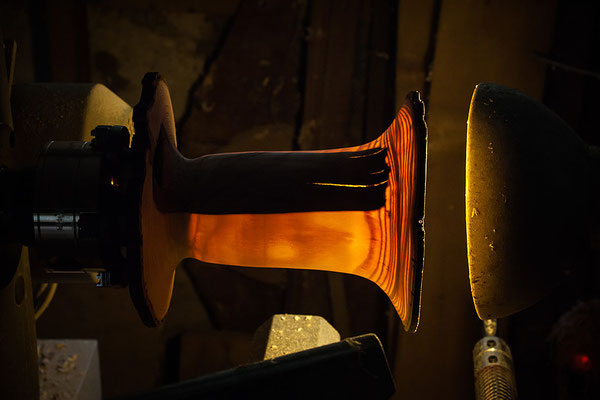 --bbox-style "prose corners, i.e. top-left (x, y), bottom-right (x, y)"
top-left (183, 105), bottom-right (421, 329)
top-left (135, 76), bottom-right (424, 330)
top-left (311, 181), bottom-right (388, 188)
